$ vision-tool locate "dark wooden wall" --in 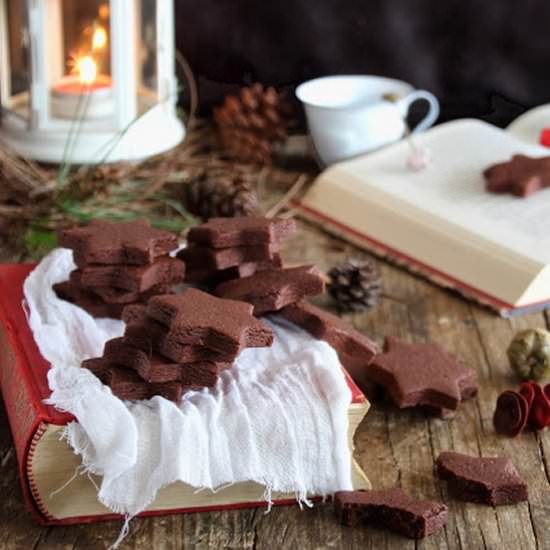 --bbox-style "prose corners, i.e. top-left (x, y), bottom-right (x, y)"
top-left (175, 0), bottom-right (550, 126)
